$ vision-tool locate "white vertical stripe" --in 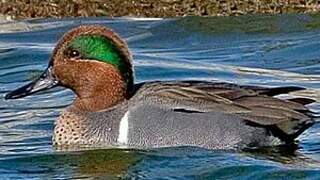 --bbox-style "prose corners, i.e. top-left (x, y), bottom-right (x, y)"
top-left (117, 111), bottom-right (129, 144)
